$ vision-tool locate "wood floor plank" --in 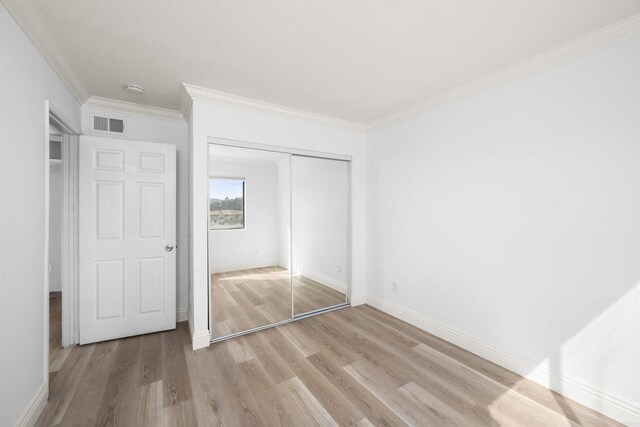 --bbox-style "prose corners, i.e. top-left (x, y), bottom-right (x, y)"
top-left (343, 361), bottom-right (436, 426)
top-left (226, 335), bottom-right (257, 364)
top-left (357, 302), bottom-right (590, 424)
top-left (311, 314), bottom-right (415, 387)
top-left (264, 328), bottom-right (365, 426)
top-left (278, 377), bottom-right (338, 427)
top-left (296, 316), bottom-right (356, 367)
top-left (398, 382), bottom-right (469, 426)
top-left (95, 337), bottom-right (142, 426)
top-left (328, 312), bottom-right (500, 424)
top-left (135, 380), bottom-right (163, 427)
top-left (138, 333), bottom-right (163, 386)
top-left (275, 379), bottom-right (325, 426)
top-left (38, 298), bottom-right (623, 427)
top-left (311, 313), bottom-right (509, 425)
top-left (203, 341), bottom-right (263, 425)
top-left (161, 324), bottom-right (193, 408)
top-left (237, 359), bottom-right (295, 425)
top-left (349, 310), bottom-right (421, 350)
top-left (410, 343), bottom-right (582, 426)
top-left (242, 332), bottom-right (296, 383)
top-left (355, 418), bottom-right (376, 427)
top-left (54, 341), bottom-right (119, 427)
top-left (163, 398), bottom-right (198, 427)
top-left (343, 311), bottom-right (585, 427)
top-left (307, 351), bottom-right (408, 427)
top-left (48, 297), bottom-right (71, 373)
top-left (276, 321), bottom-right (319, 357)
top-left (183, 345), bottom-right (227, 426)
top-left (35, 343), bottom-right (94, 426)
